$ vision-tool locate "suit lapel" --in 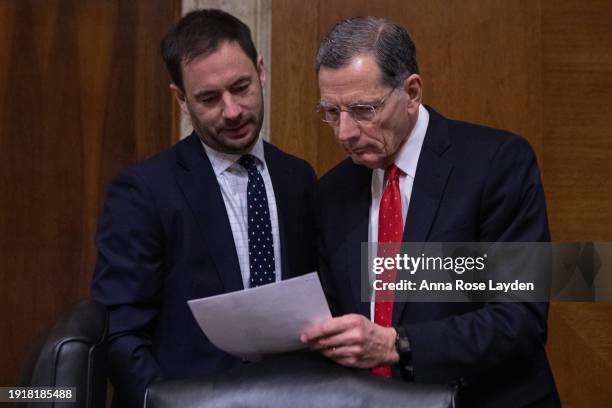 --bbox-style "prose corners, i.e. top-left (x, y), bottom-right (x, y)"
top-left (174, 133), bottom-right (243, 293)
top-left (394, 107), bottom-right (453, 325)
top-left (403, 154), bottom-right (452, 242)
top-left (403, 107), bottom-right (453, 242)
top-left (263, 142), bottom-right (293, 280)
